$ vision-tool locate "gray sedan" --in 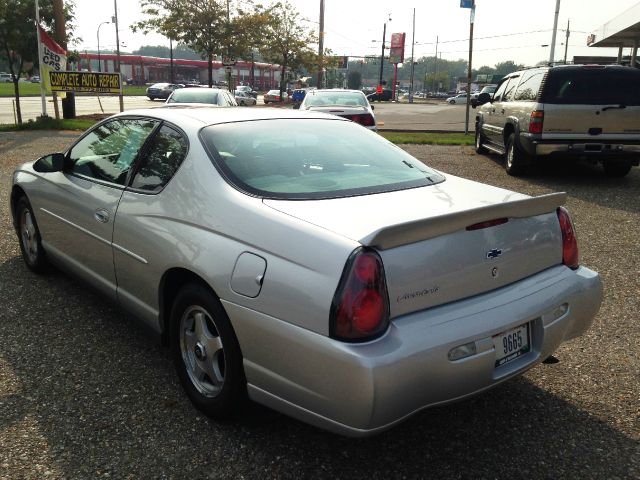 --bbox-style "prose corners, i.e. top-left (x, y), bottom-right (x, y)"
top-left (10, 106), bottom-right (602, 437)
